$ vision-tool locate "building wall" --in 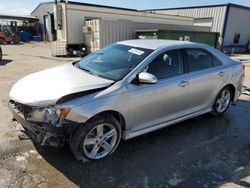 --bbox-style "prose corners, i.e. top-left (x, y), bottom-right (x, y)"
top-left (32, 2), bottom-right (212, 46)
top-left (224, 6), bottom-right (250, 45)
top-left (66, 9), bottom-right (86, 44)
top-left (33, 2), bottom-right (198, 44)
top-left (31, 3), bottom-right (54, 41)
top-left (54, 3), bottom-right (67, 42)
top-left (154, 6), bottom-right (227, 34)
top-left (85, 19), bottom-right (211, 52)
top-left (65, 3), bottom-right (195, 44)
top-left (66, 4), bottom-right (194, 24)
